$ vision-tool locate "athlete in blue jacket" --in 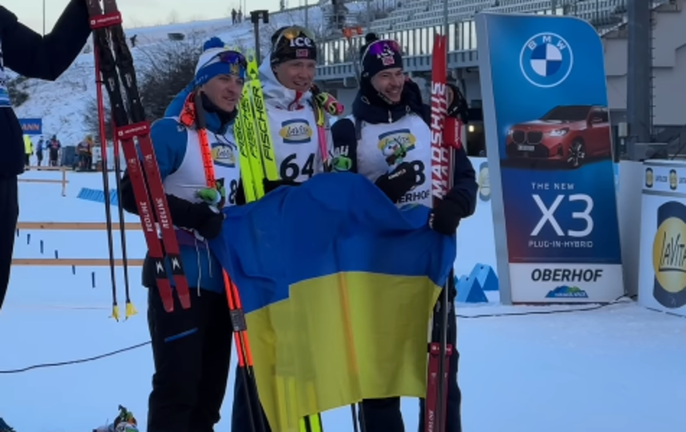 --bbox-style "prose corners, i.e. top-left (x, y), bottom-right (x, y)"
top-left (119, 38), bottom-right (247, 432)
